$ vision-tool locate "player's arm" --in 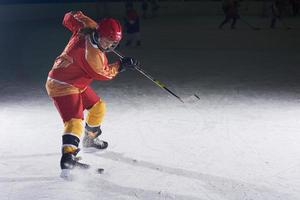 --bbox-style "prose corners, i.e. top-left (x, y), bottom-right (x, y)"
top-left (82, 47), bottom-right (139, 80)
top-left (63, 11), bottom-right (97, 33)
